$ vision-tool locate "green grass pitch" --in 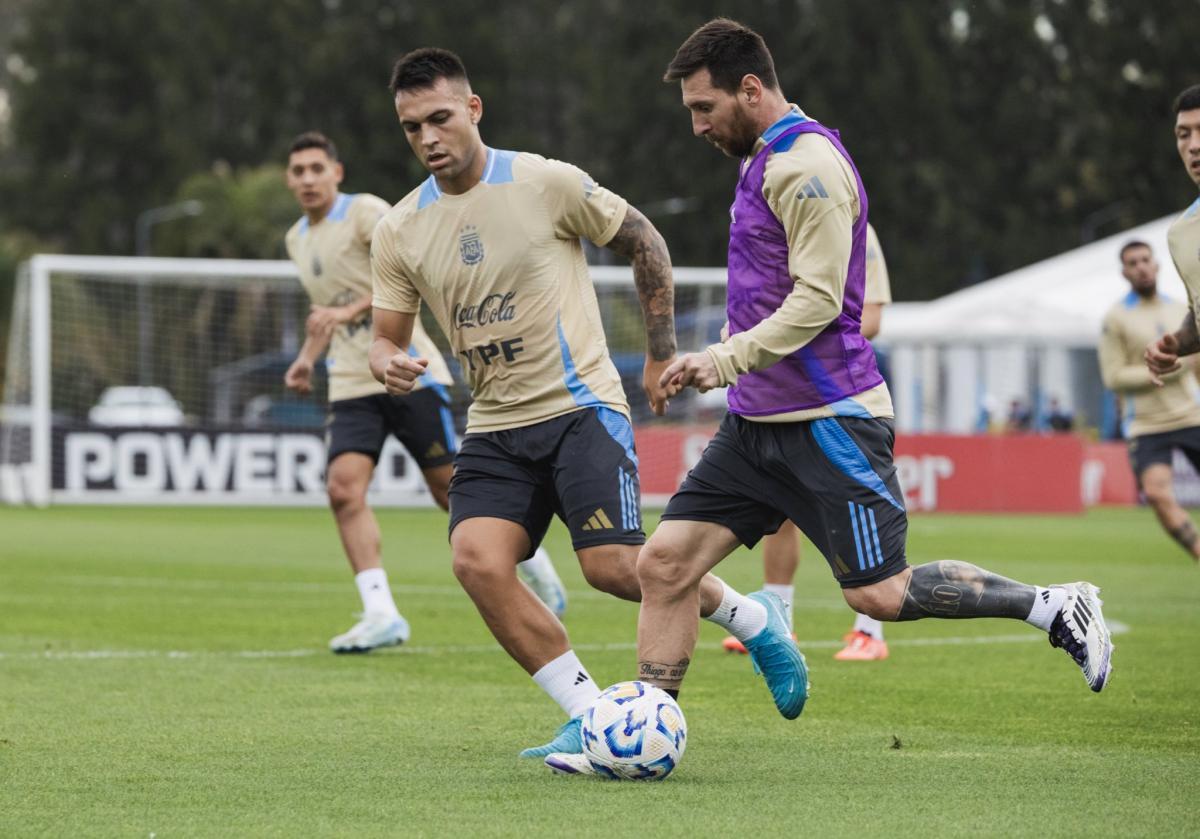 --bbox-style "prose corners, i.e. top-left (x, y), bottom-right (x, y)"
top-left (1, 505), bottom-right (1198, 837)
